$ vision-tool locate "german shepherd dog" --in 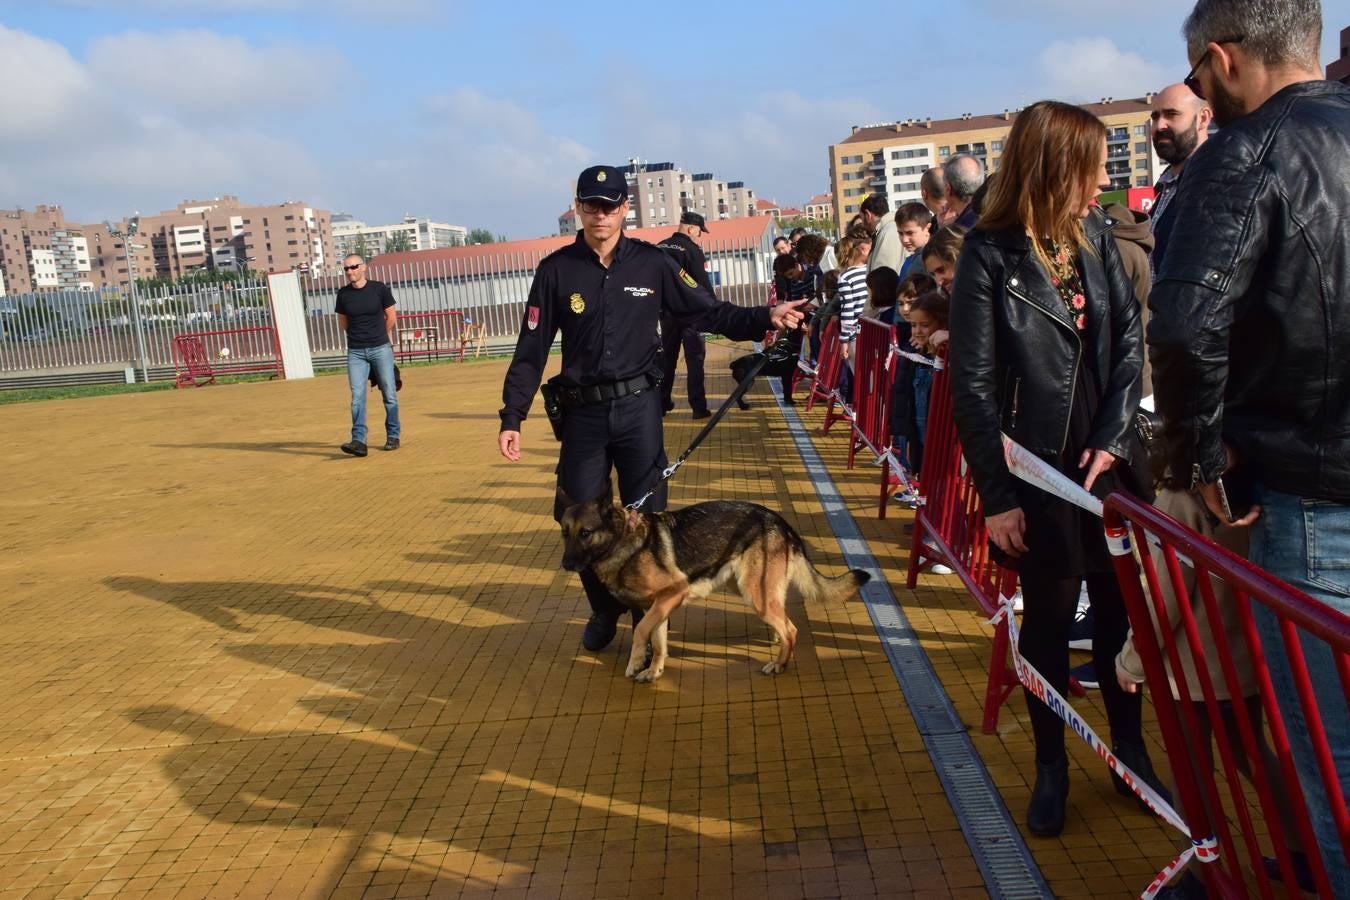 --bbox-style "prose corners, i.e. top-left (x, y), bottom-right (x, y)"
top-left (558, 482), bottom-right (870, 683)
